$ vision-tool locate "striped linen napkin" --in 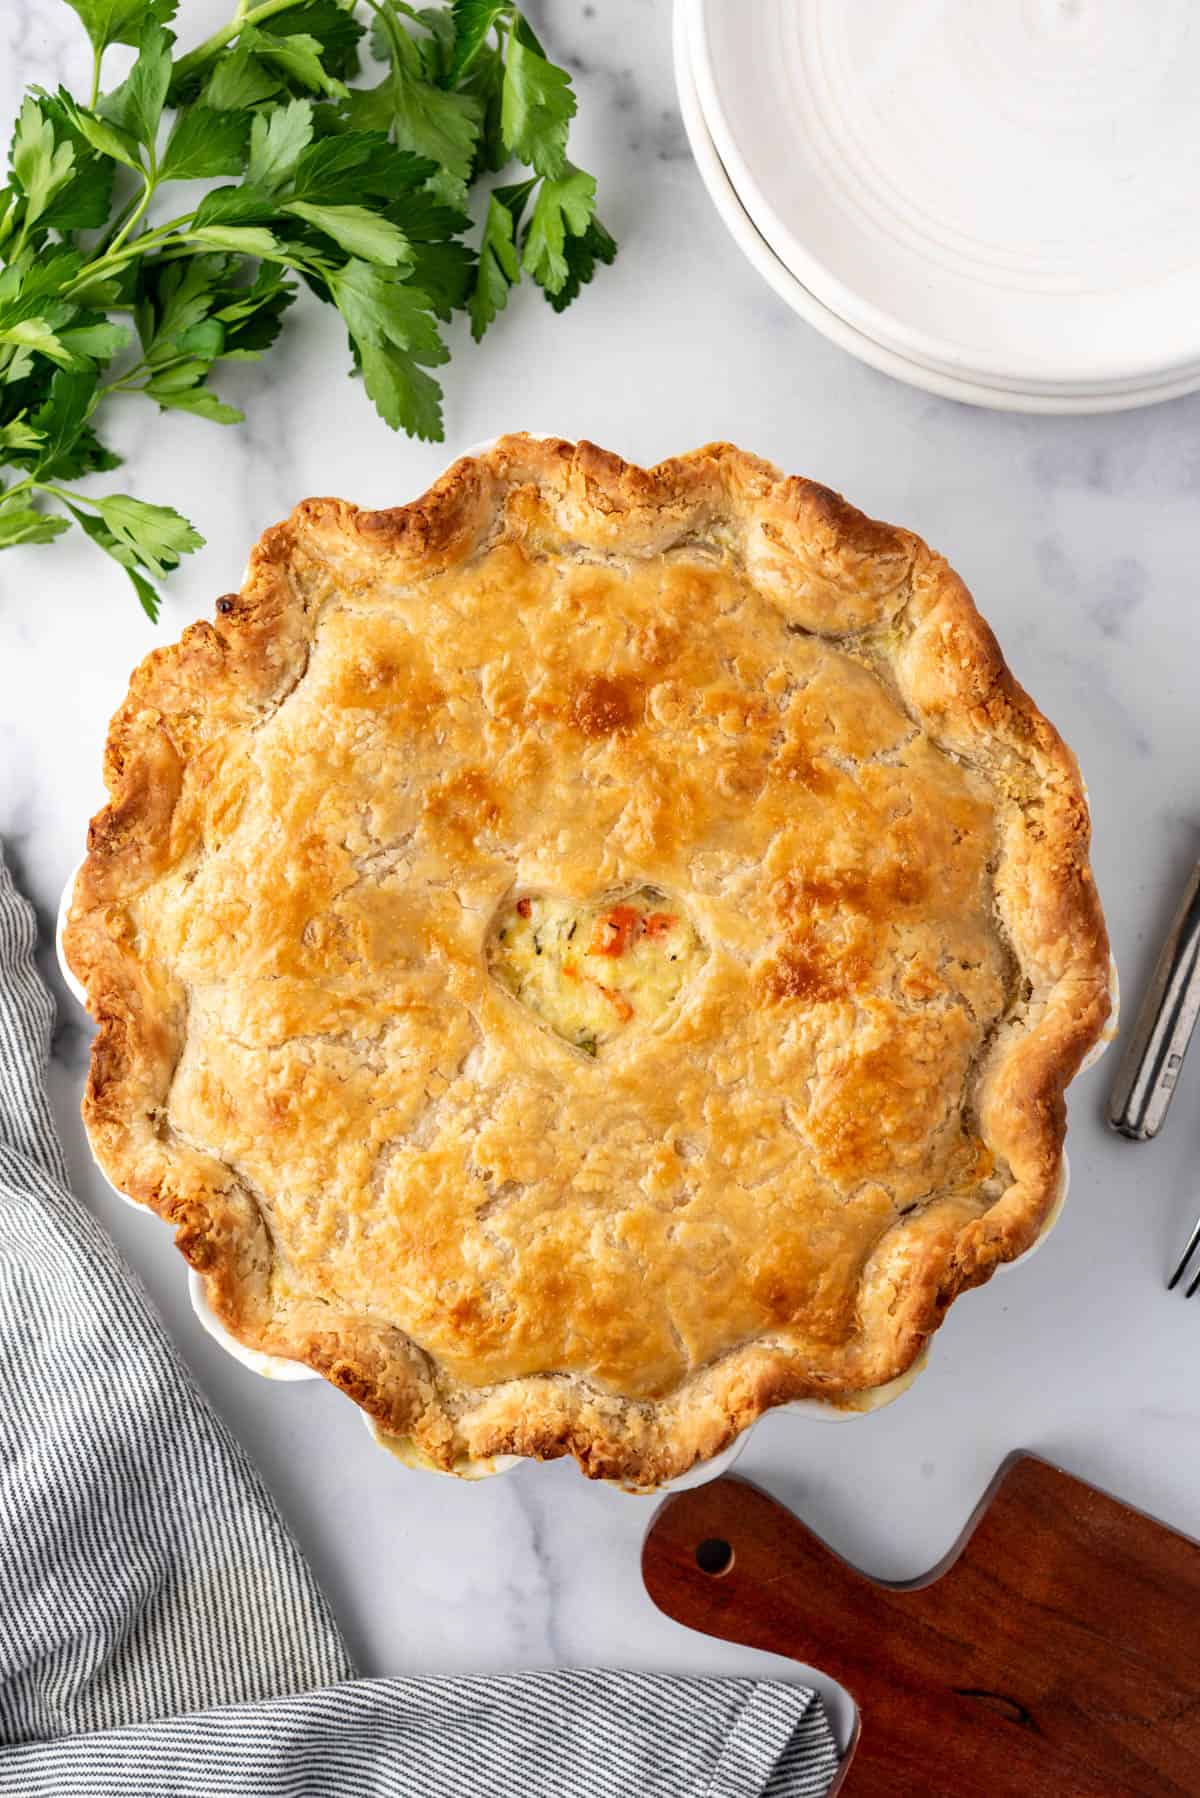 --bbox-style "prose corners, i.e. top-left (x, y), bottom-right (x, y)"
top-left (0, 847), bottom-right (840, 1797)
